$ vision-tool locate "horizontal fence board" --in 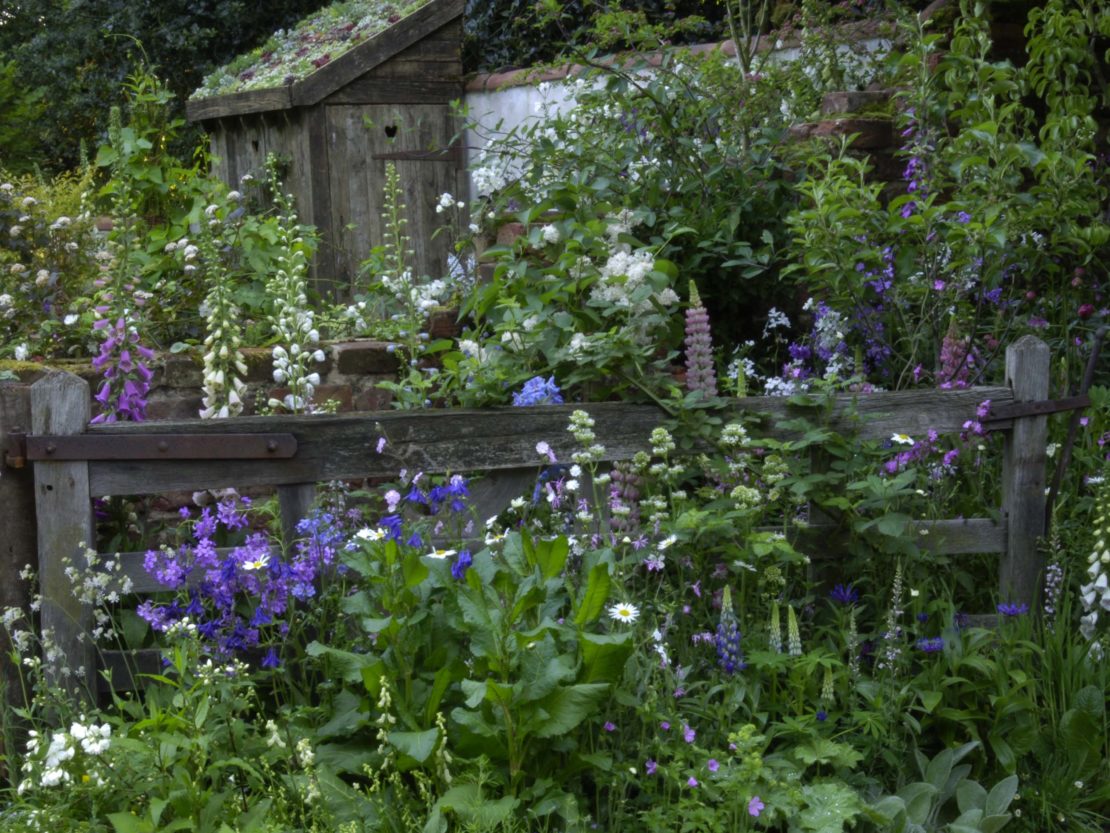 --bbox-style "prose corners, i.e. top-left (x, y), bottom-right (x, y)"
top-left (909, 517), bottom-right (1006, 554)
top-left (84, 388), bottom-right (1012, 495)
